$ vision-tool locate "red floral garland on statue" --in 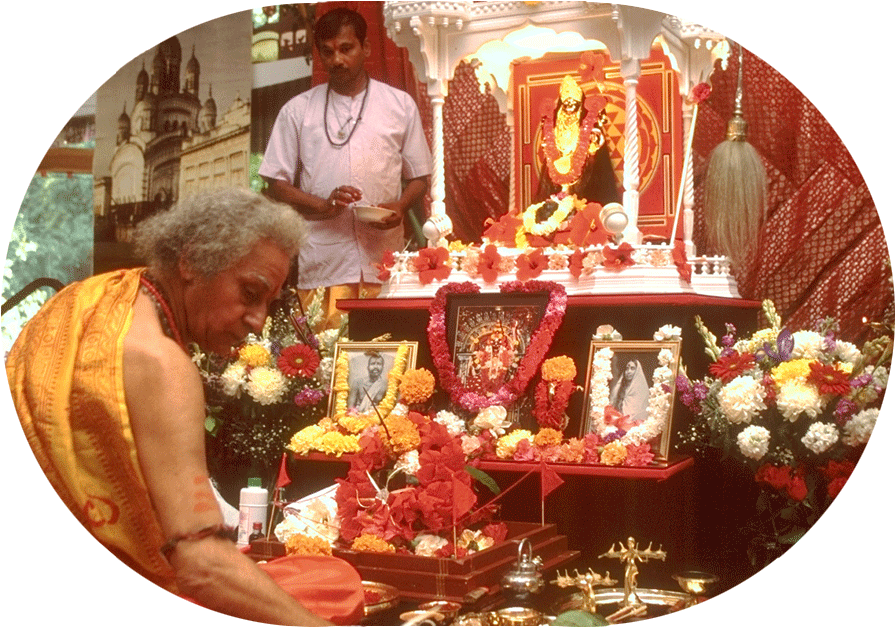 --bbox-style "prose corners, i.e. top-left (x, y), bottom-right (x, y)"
top-left (541, 95), bottom-right (602, 187)
top-left (428, 281), bottom-right (568, 412)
